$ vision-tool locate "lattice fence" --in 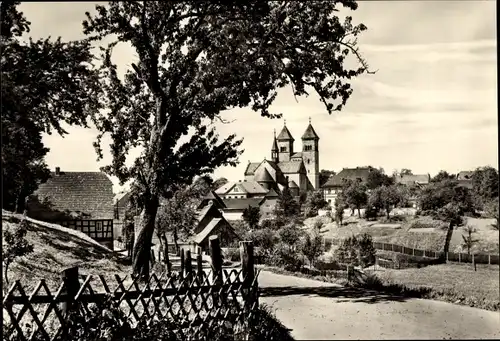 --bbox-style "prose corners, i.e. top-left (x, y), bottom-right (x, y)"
top-left (3, 238), bottom-right (259, 341)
